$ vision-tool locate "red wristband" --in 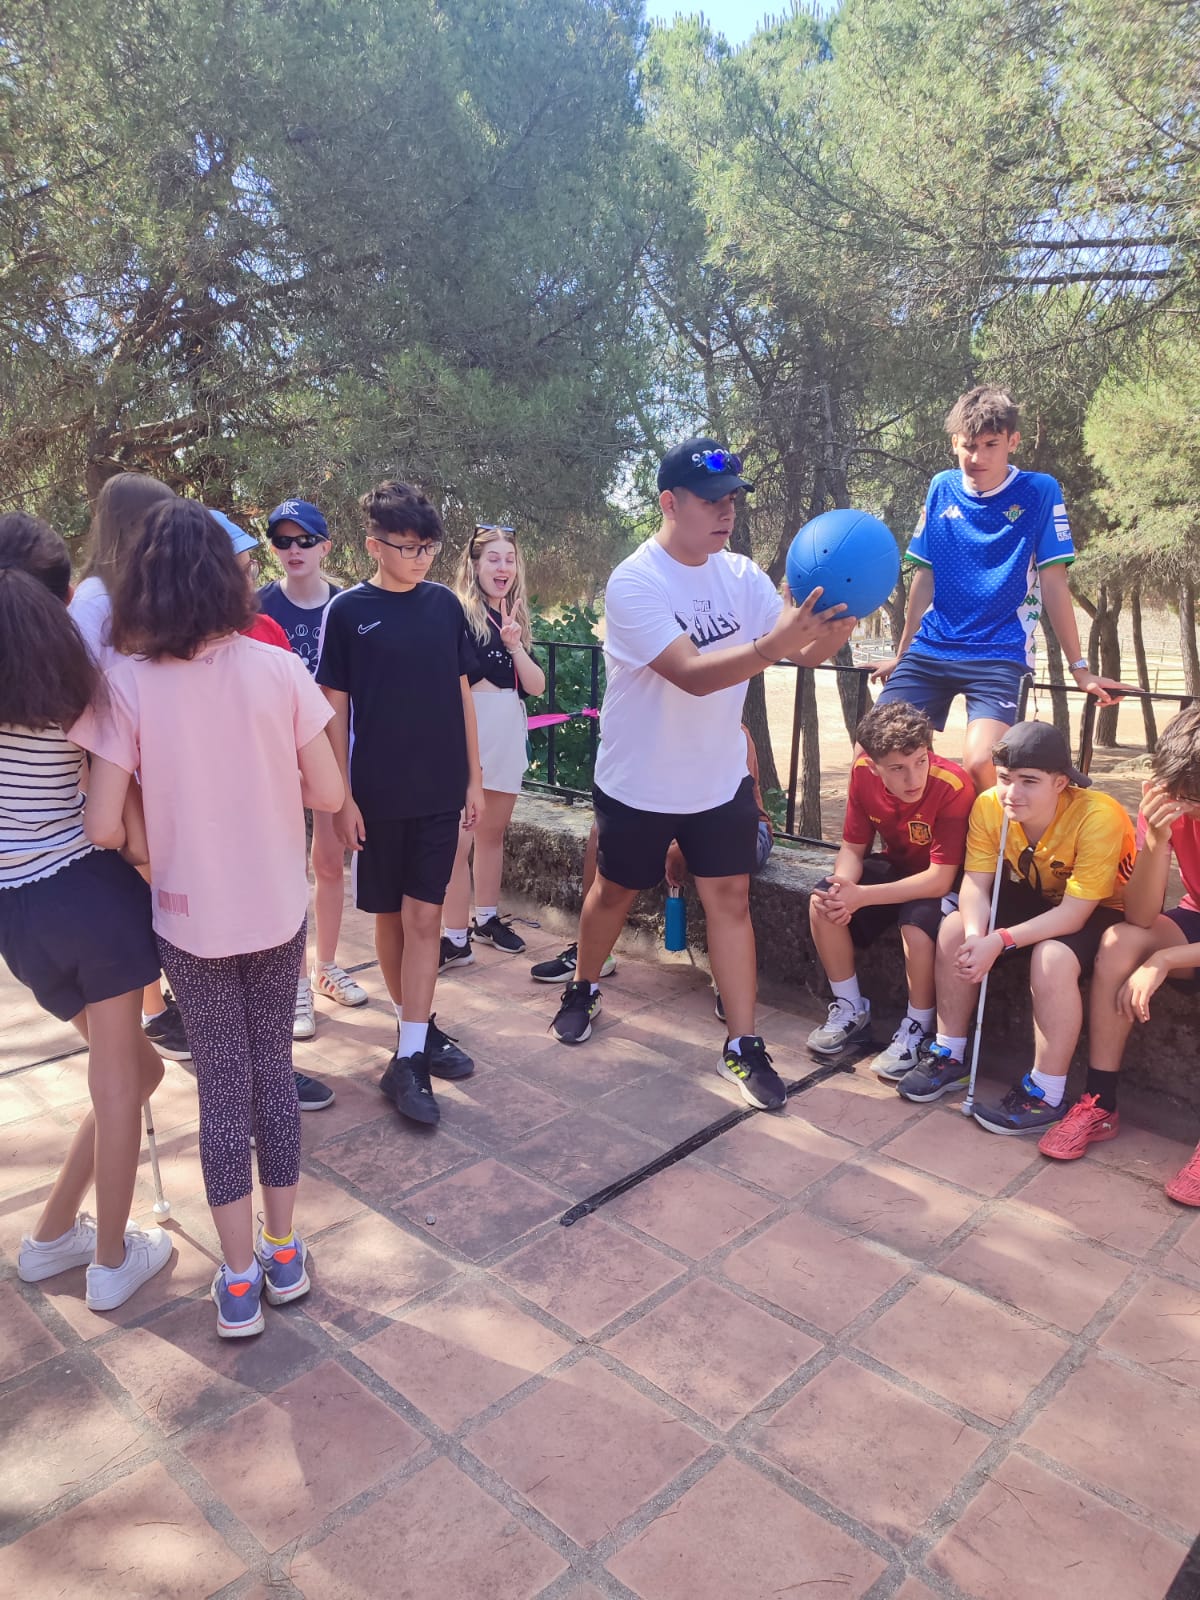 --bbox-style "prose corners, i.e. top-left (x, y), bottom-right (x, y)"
top-left (995, 927), bottom-right (1017, 952)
